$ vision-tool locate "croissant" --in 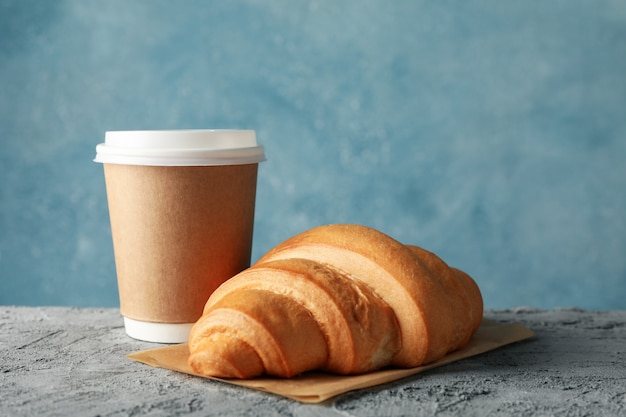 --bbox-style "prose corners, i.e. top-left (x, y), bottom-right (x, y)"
top-left (188, 224), bottom-right (483, 378)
